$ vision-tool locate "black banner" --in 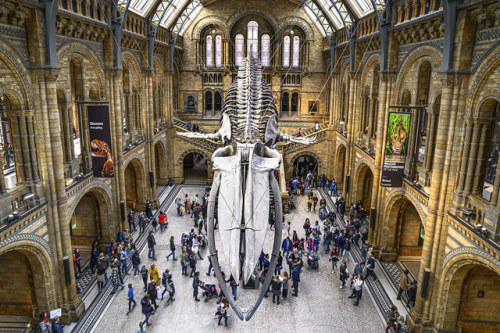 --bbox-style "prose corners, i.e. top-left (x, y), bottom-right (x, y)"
top-left (381, 111), bottom-right (411, 187)
top-left (88, 105), bottom-right (114, 178)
